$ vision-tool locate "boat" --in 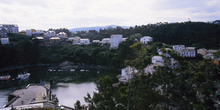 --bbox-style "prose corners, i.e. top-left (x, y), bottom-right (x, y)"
top-left (16, 72), bottom-right (30, 80)
top-left (0, 75), bottom-right (11, 81)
